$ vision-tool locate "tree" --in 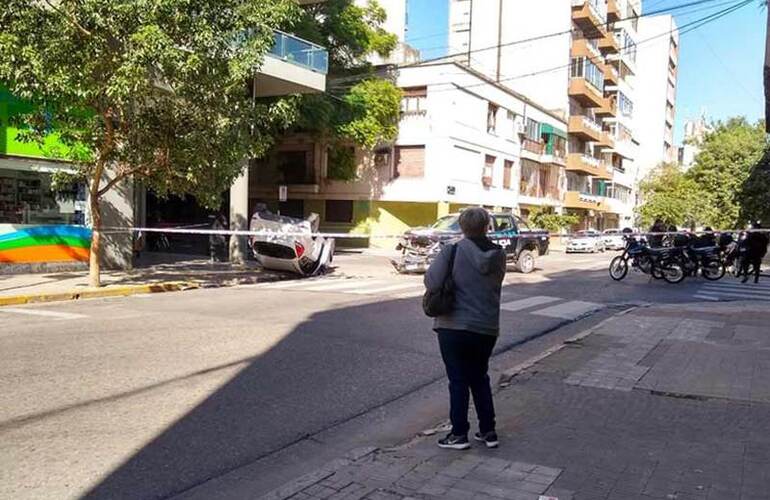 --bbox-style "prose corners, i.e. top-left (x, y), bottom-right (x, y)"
top-left (527, 206), bottom-right (579, 234)
top-left (0, 0), bottom-right (400, 286)
top-left (637, 163), bottom-right (706, 228)
top-left (740, 148), bottom-right (770, 224)
top-left (687, 118), bottom-right (768, 228)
